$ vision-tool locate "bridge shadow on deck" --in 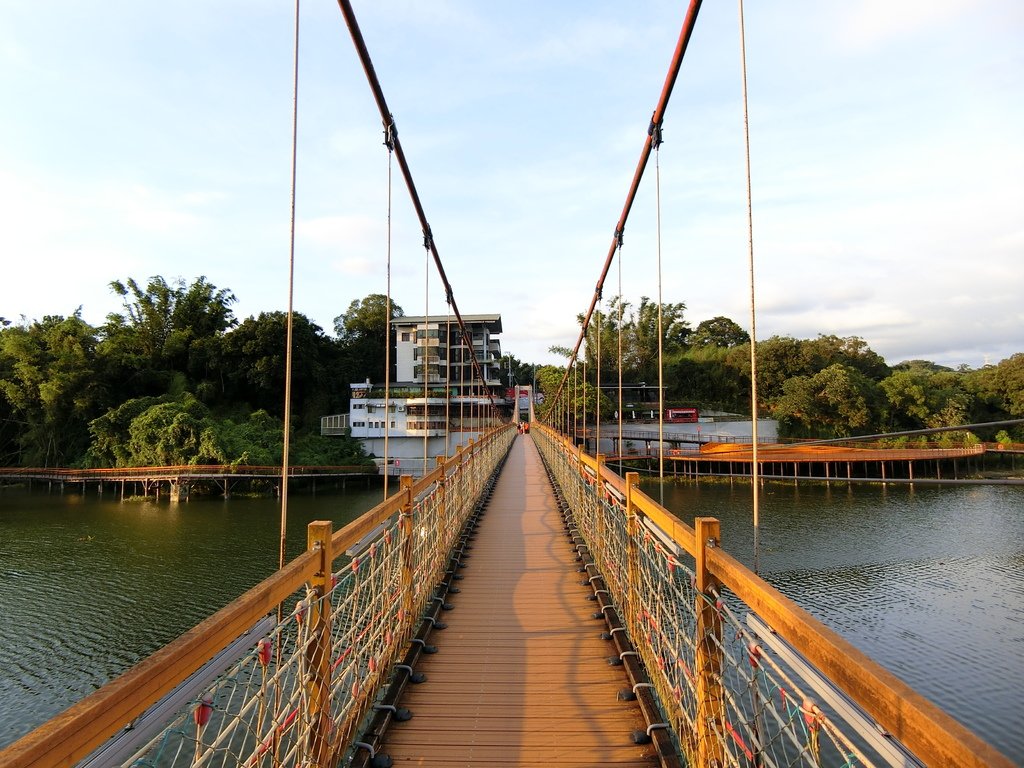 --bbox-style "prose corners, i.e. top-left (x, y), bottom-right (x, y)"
top-left (382, 435), bottom-right (655, 766)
